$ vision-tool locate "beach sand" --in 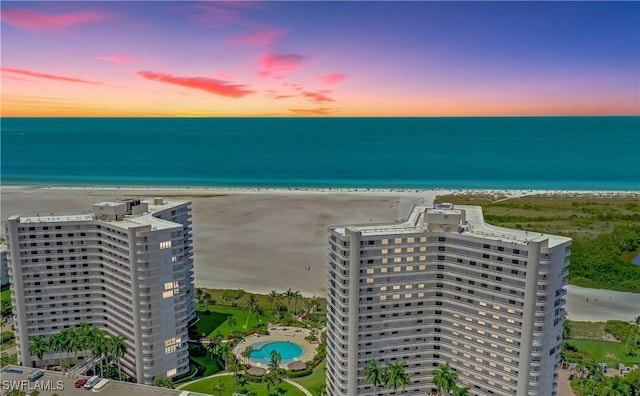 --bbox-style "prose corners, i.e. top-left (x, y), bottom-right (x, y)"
top-left (1, 186), bottom-right (638, 321)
